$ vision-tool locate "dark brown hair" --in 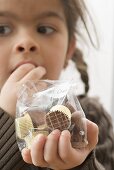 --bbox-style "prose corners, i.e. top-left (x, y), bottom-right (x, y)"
top-left (62, 0), bottom-right (95, 94)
